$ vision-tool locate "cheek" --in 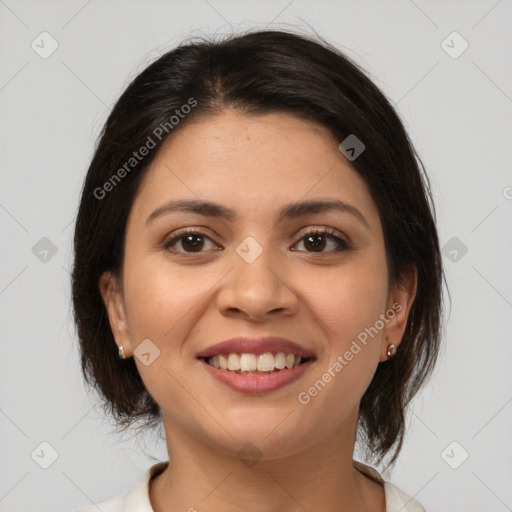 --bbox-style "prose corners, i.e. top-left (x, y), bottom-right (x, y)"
top-left (296, 268), bottom-right (387, 433)
top-left (307, 257), bottom-right (389, 343)
top-left (299, 256), bottom-right (388, 407)
top-left (120, 253), bottom-right (205, 416)
top-left (122, 246), bottom-right (193, 327)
